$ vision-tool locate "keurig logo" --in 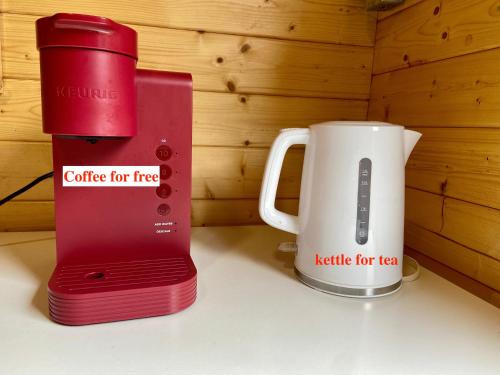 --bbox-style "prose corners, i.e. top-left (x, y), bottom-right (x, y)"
top-left (56, 86), bottom-right (118, 100)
